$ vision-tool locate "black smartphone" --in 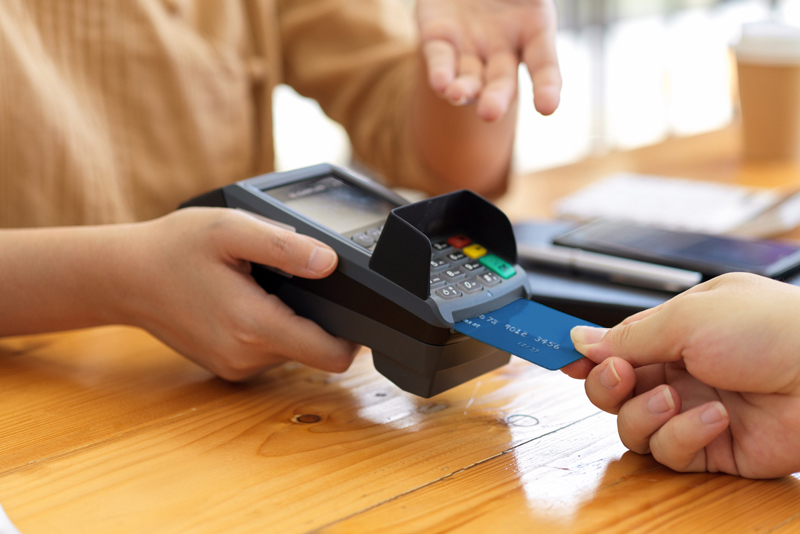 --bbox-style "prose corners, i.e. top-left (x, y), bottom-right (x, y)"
top-left (552, 219), bottom-right (800, 279)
